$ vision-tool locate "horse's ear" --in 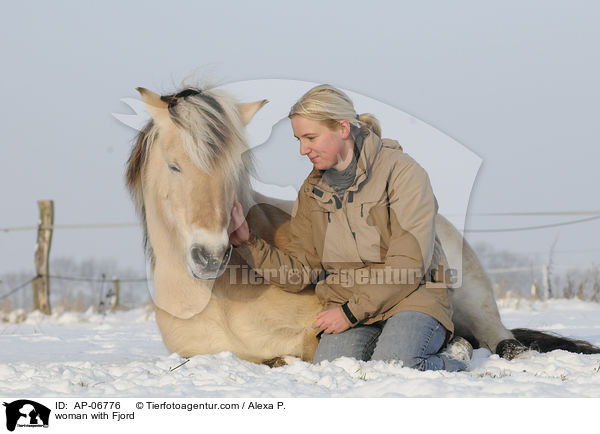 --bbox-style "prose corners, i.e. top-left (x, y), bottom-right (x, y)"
top-left (237, 99), bottom-right (268, 125)
top-left (137, 87), bottom-right (173, 129)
